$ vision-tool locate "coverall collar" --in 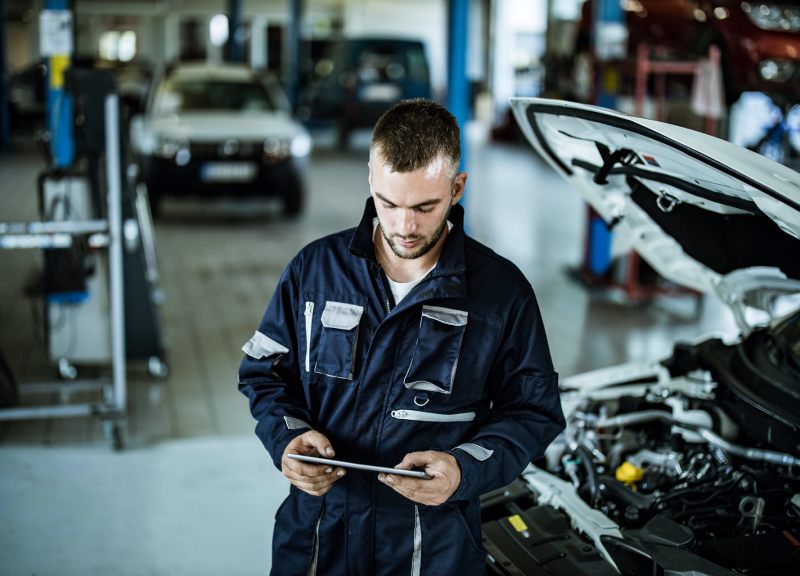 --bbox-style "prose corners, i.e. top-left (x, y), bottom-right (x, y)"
top-left (348, 197), bottom-right (467, 278)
